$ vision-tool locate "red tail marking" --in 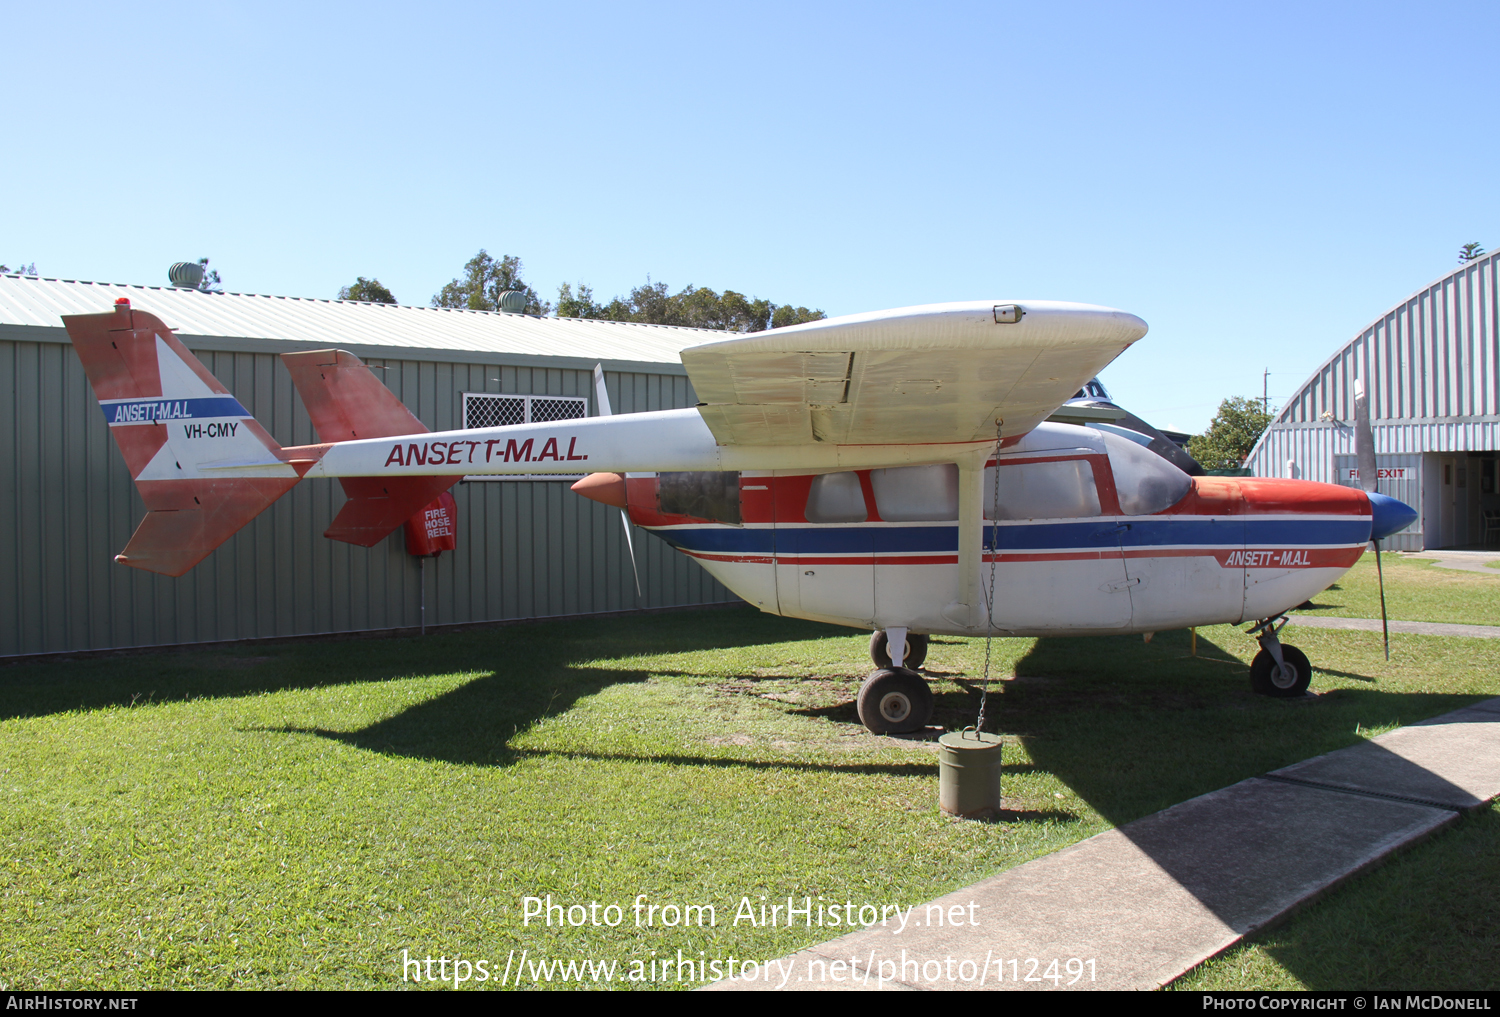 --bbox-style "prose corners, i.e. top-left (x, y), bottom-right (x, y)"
top-left (324, 476), bottom-right (464, 547)
top-left (118, 477), bottom-right (301, 576)
top-left (62, 304), bottom-right (161, 401)
top-left (64, 306), bottom-right (302, 576)
top-left (281, 349), bottom-right (460, 546)
top-left (281, 349), bottom-right (425, 440)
